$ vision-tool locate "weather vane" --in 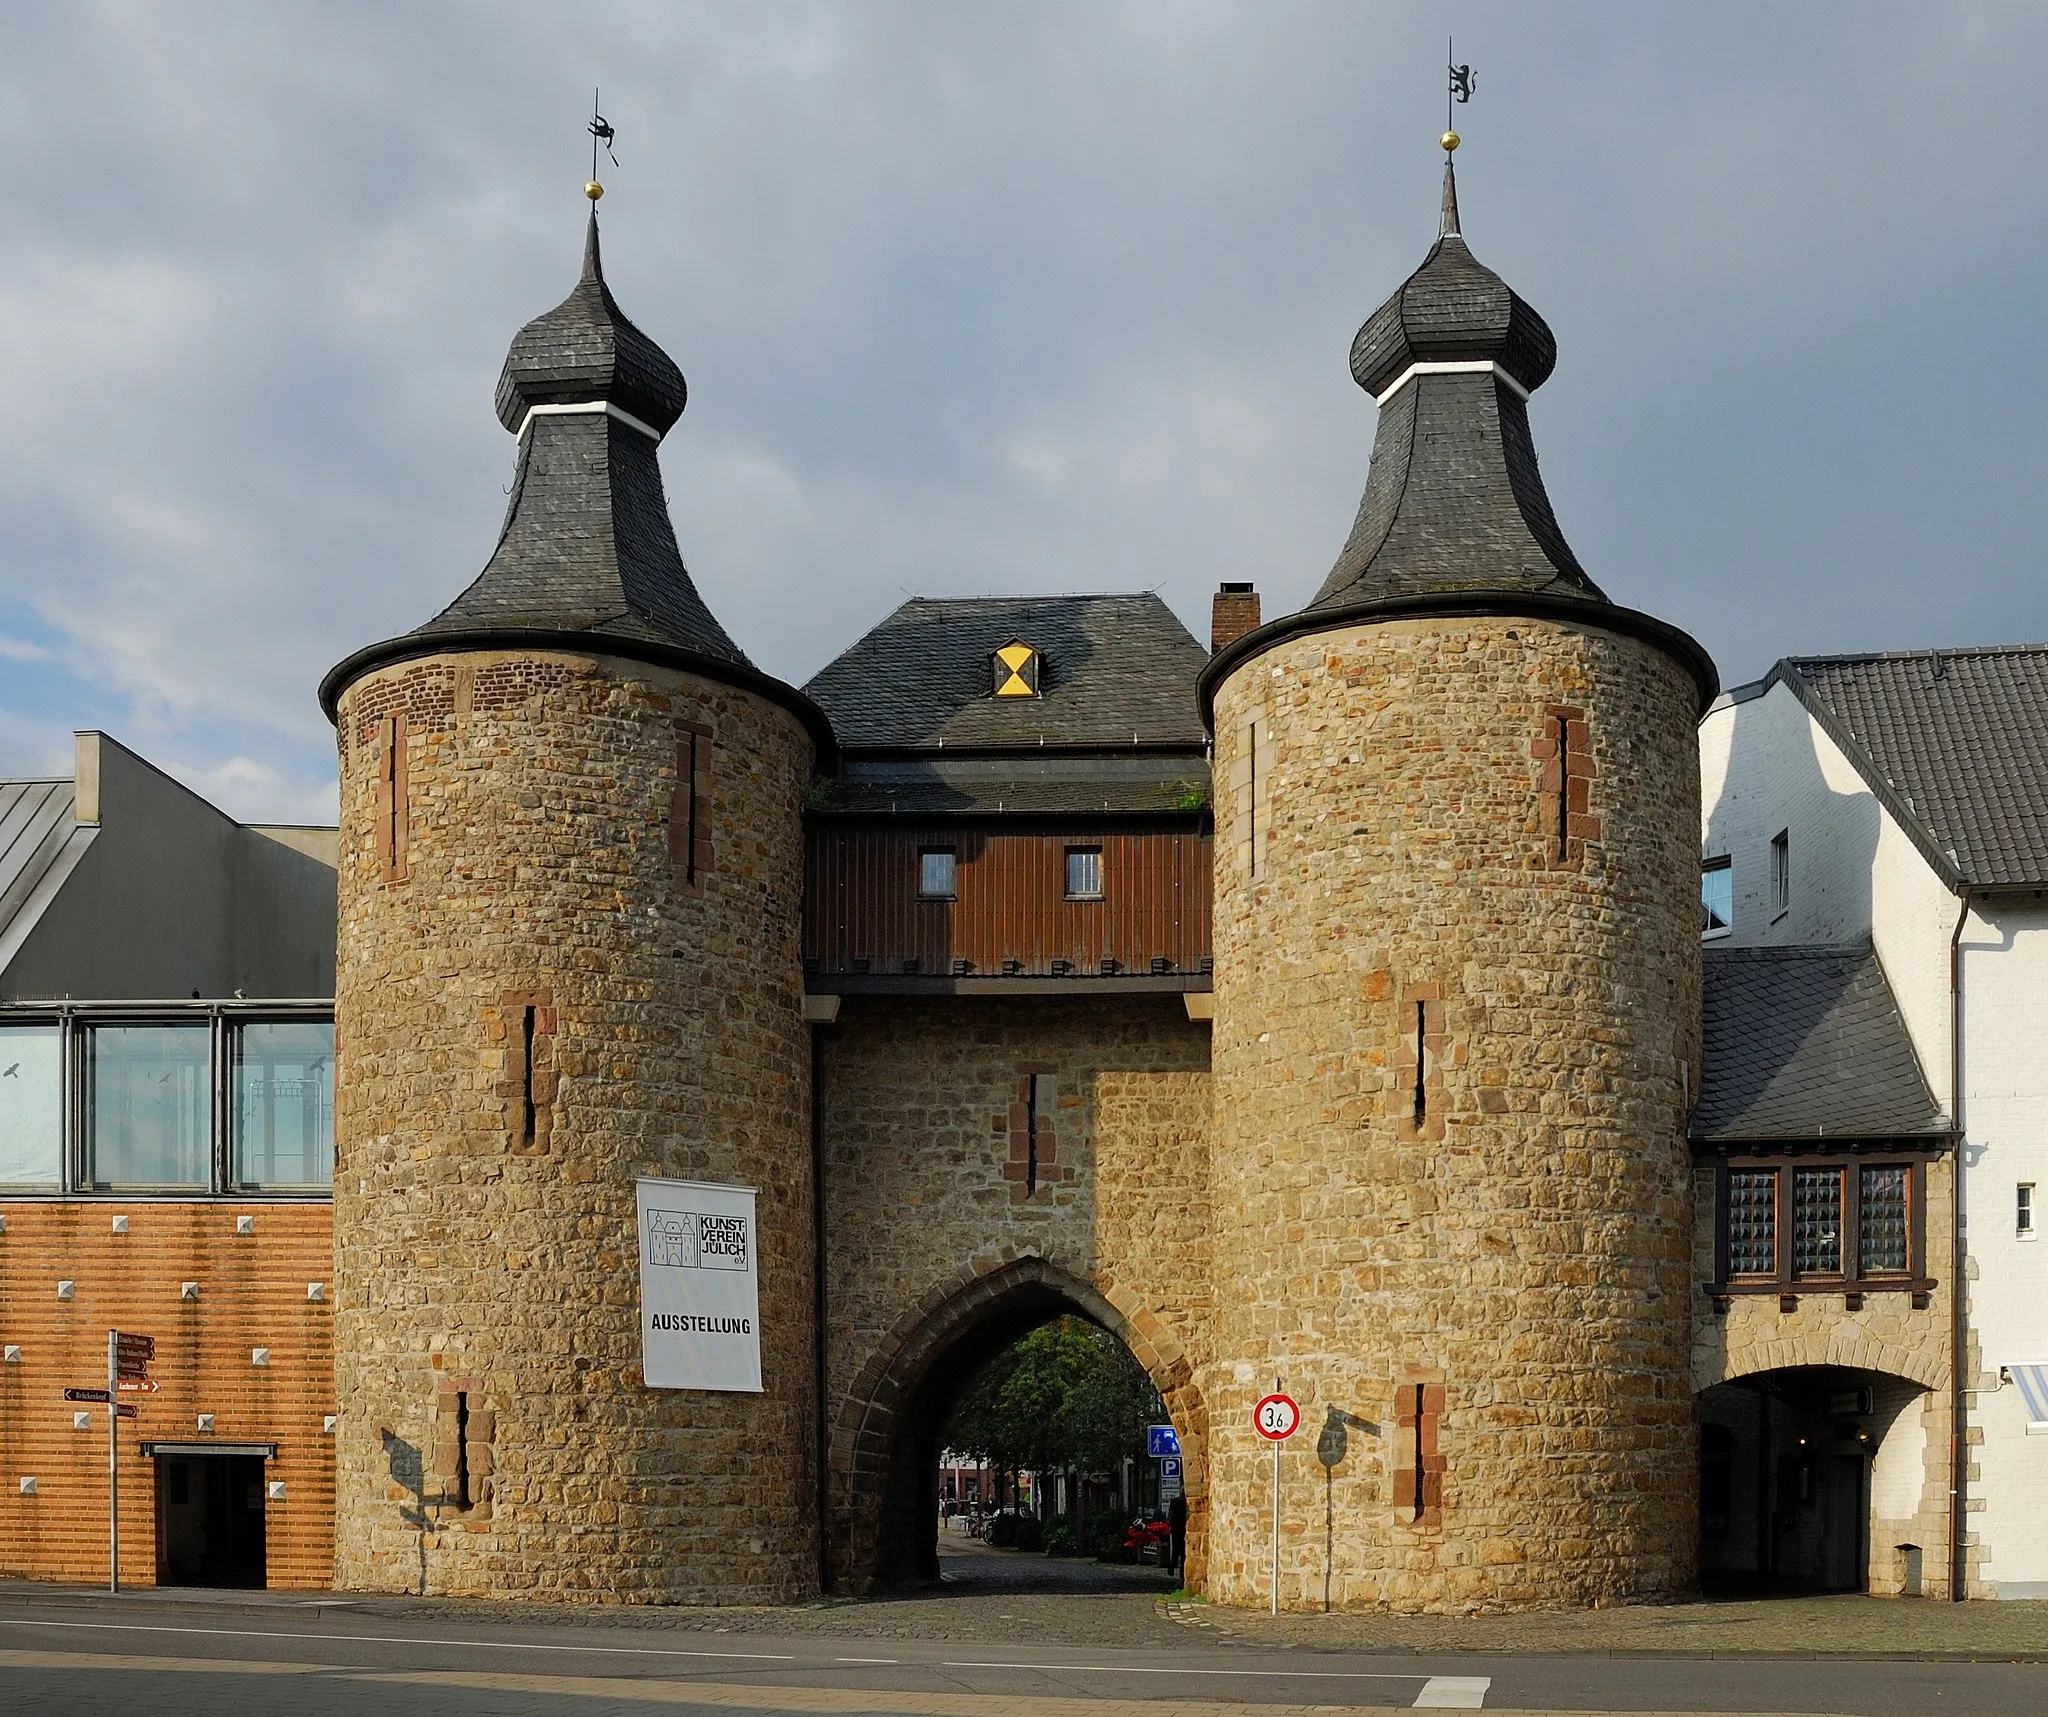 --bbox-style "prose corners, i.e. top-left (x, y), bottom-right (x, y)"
top-left (587, 88), bottom-right (618, 201)
top-left (1444, 38), bottom-right (1474, 153)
